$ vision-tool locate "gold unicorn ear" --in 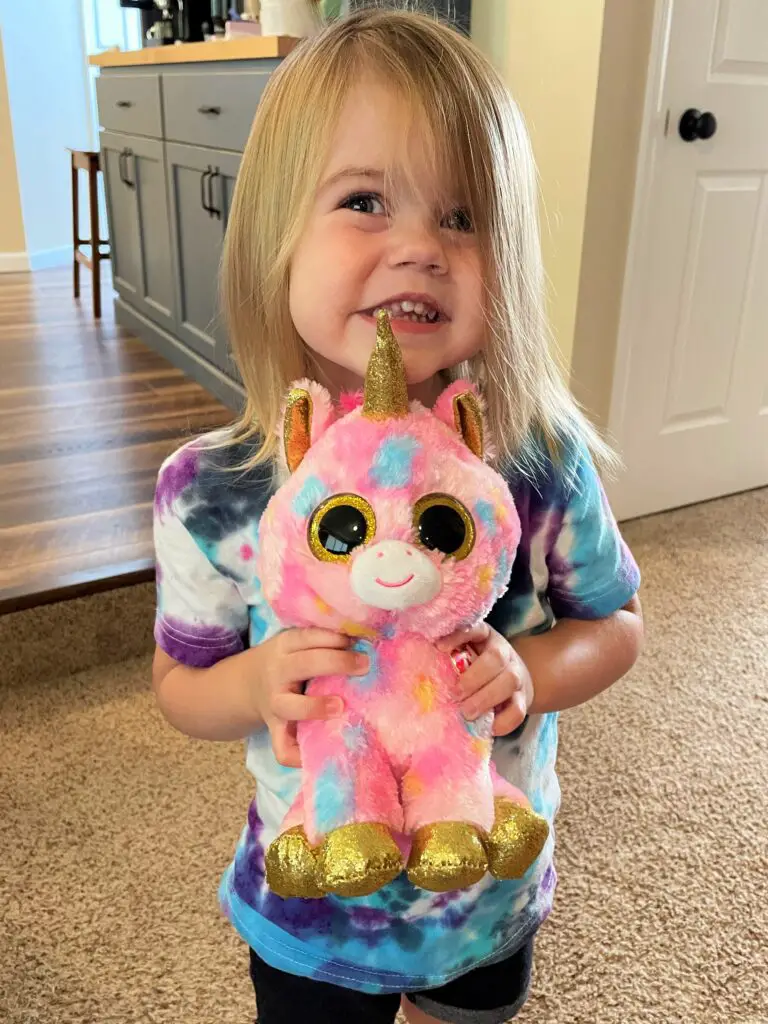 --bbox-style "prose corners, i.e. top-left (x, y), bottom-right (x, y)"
top-left (453, 391), bottom-right (484, 459)
top-left (283, 388), bottom-right (312, 473)
top-left (362, 310), bottom-right (409, 420)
